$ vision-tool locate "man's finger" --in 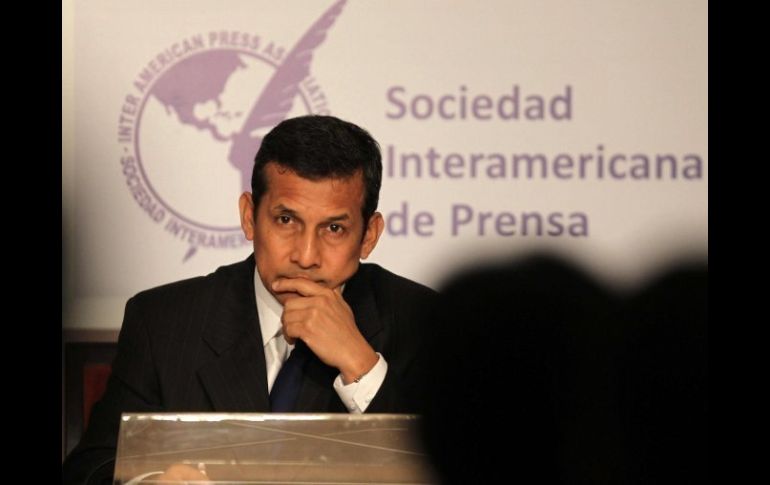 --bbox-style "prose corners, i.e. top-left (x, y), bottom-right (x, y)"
top-left (272, 277), bottom-right (329, 297)
top-left (282, 331), bottom-right (297, 345)
top-left (281, 307), bottom-right (314, 327)
top-left (283, 295), bottom-right (323, 311)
